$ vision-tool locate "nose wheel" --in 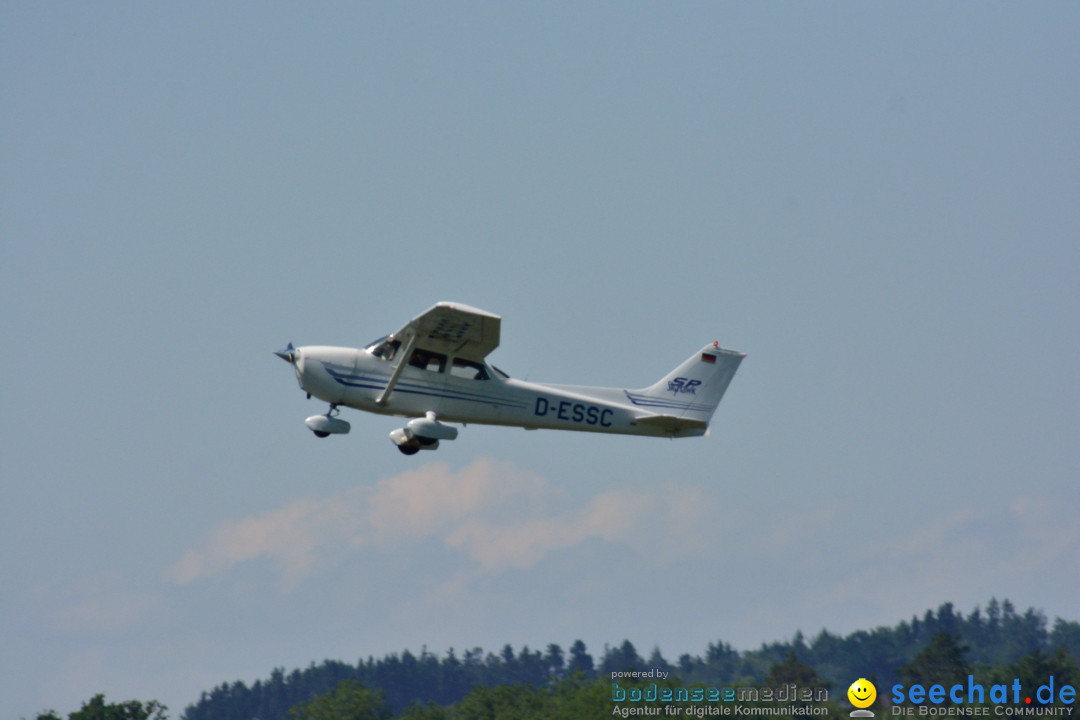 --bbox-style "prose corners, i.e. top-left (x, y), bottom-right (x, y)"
top-left (314, 406), bottom-right (337, 437)
top-left (305, 405), bottom-right (351, 438)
